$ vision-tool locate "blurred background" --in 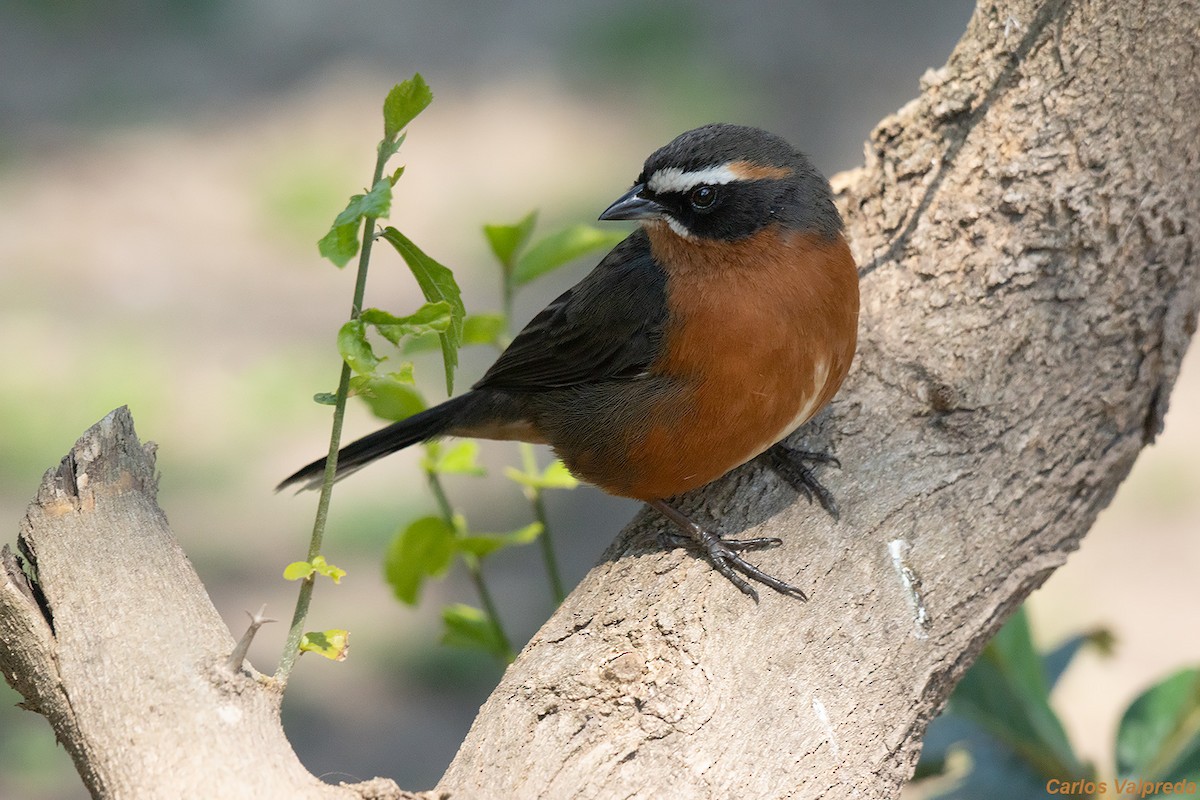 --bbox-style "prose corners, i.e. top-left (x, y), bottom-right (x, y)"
top-left (1, 1), bottom-right (1196, 796)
